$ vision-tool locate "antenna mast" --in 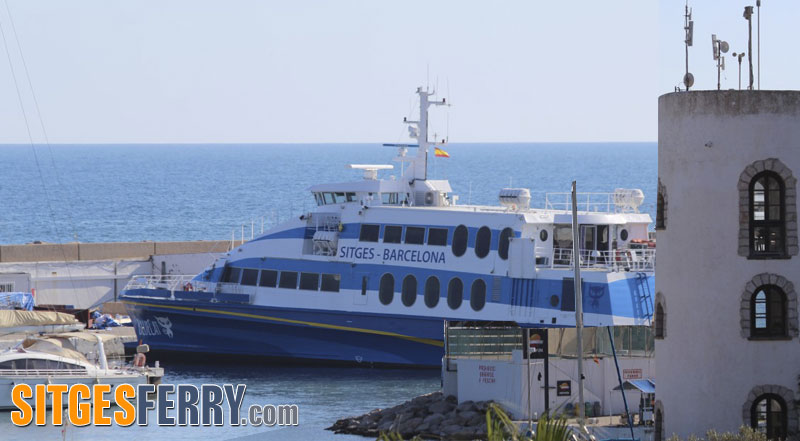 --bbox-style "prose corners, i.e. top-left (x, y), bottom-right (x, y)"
top-left (403, 87), bottom-right (446, 182)
top-left (683, 1), bottom-right (694, 90)
top-left (757, 0), bottom-right (761, 89)
top-left (711, 34), bottom-right (729, 90)
top-left (744, 6), bottom-right (755, 90)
